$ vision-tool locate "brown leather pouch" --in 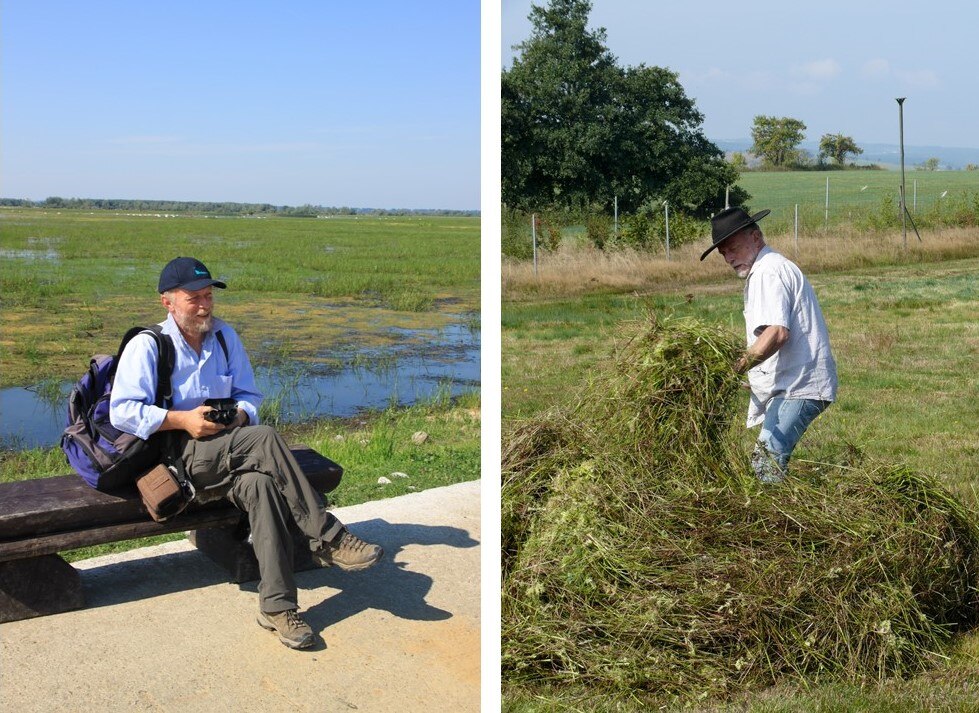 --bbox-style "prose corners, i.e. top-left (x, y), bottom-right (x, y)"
top-left (136, 463), bottom-right (192, 522)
